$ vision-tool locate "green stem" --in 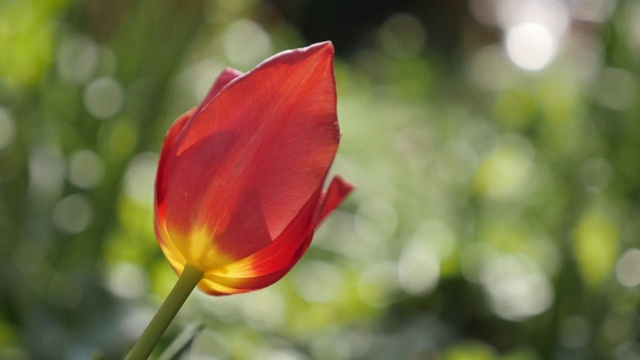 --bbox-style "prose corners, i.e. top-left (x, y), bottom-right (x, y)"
top-left (126, 265), bottom-right (203, 360)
